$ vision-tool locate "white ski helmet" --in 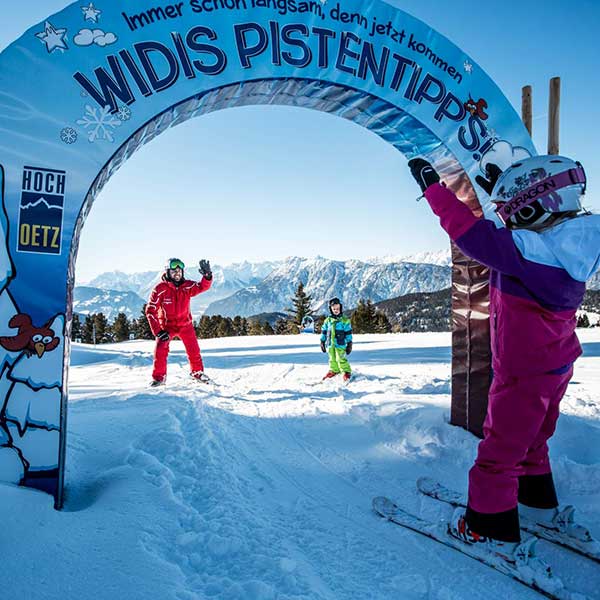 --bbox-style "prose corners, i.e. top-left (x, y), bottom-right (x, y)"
top-left (491, 155), bottom-right (586, 230)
